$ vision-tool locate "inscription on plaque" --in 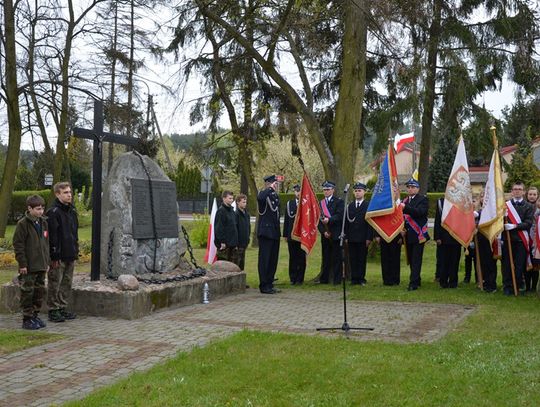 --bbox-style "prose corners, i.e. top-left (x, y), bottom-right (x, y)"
top-left (131, 179), bottom-right (179, 239)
